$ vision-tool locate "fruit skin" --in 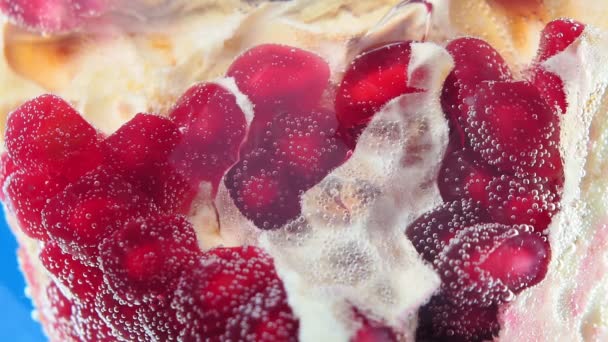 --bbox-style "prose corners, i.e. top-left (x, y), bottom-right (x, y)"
top-left (5, 94), bottom-right (103, 182)
top-left (173, 246), bottom-right (299, 341)
top-left (406, 199), bottom-right (490, 263)
top-left (227, 44), bottom-right (330, 115)
top-left (335, 41), bottom-right (419, 141)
